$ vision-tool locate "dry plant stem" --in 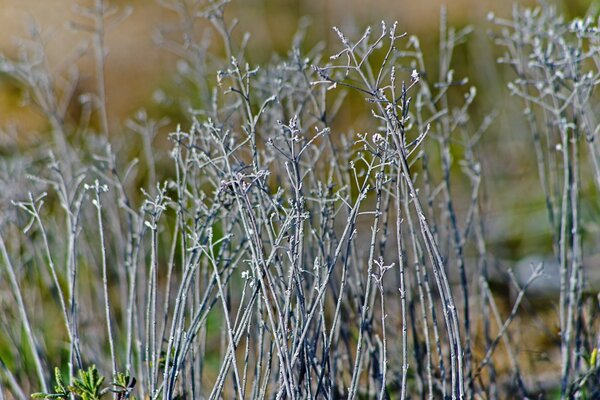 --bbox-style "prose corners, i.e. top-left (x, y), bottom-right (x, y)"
top-left (280, 156), bottom-right (305, 383)
top-left (208, 28), bottom-right (300, 391)
top-left (64, 204), bottom-right (84, 374)
top-left (6, 2), bottom-right (593, 398)
top-left (166, 212), bottom-right (257, 397)
top-left (202, 231), bottom-right (244, 399)
top-left (0, 233), bottom-right (48, 394)
top-left (563, 125), bottom-right (582, 393)
top-left (440, 87), bottom-right (475, 398)
top-left (92, 185), bottom-right (118, 378)
top-left (145, 219), bottom-right (158, 396)
top-left (205, 257), bottom-right (260, 393)
top-left (521, 96), bottom-right (556, 235)
top-left (403, 187), bottom-right (435, 399)
top-left (437, 20), bottom-right (472, 387)
top-left (326, 23), bottom-right (464, 397)
top-left (287, 189), bottom-right (366, 376)
top-left (377, 266), bottom-right (390, 400)
top-left (474, 204), bottom-right (496, 397)
top-left (473, 264), bottom-right (543, 379)
top-left (314, 211), bottom-right (354, 396)
top-left (161, 134), bottom-right (203, 399)
top-left (482, 275), bottom-right (526, 394)
top-left (400, 147), bottom-right (463, 399)
top-left (125, 210), bottom-right (143, 366)
top-left (209, 293), bottom-right (258, 399)
top-left (396, 174), bottom-right (410, 400)
top-left (239, 283), bottom-right (252, 399)
top-left (162, 241), bottom-right (212, 396)
top-left (348, 171), bottom-right (384, 399)
top-left (13, 194), bottom-right (75, 364)
top-left (157, 214), bottom-right (180, 369)
top-left (236, 189), bottom-right (296, 399)
top-left (492, 6), bottom-right (600, 397)
top-left (126, 218), bottom-right (143, 374)
top-left (556, 91), bottom-right (573, 400)
top-left (223, 178), bottom-right (295, 398)
top-left (440, 94), bottom-right (472, 396)
top-left (388, 76), bottom-right (463, 396)
top-left (44, 157), bottom-right (86, 374)
top-left (100, 150), bottom-right (141, 374)
top-left (575, 90), bottom-right (600, 192)
top-left (254, 299), bottom-right (267, 399)
top-left (162, 249), bottom-right (204, 398)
